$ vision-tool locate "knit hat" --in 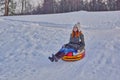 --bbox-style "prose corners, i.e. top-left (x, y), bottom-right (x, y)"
top-left (74, 22), bottom-right (81, 31)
